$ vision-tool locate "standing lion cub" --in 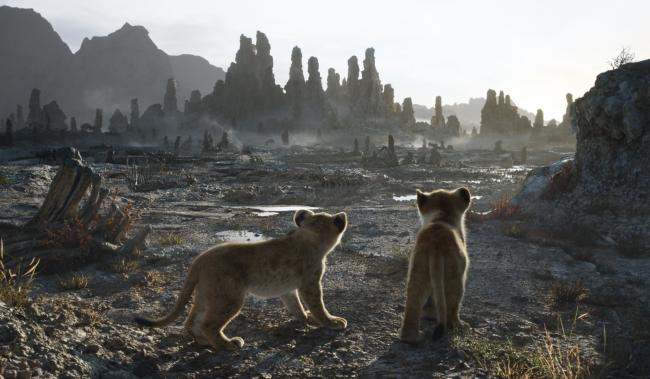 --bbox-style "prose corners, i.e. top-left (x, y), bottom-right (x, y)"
top-left (400, 187), bottom-right (471, 342)
top-left (135, 209), bottom-right (348, 351)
